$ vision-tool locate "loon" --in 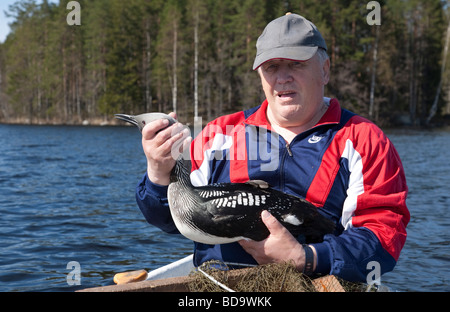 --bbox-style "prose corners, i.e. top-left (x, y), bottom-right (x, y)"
top-left (116, 113), bottom-right (335, 245)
